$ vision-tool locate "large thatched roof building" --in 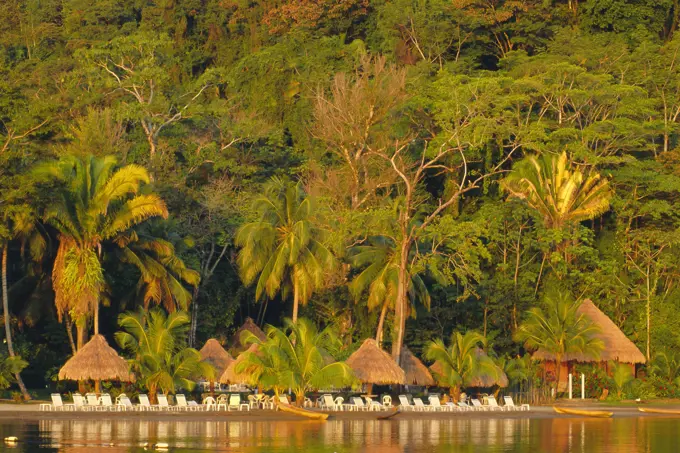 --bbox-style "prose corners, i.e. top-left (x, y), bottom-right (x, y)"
top-left (59, 335), bottom-right (134, 382)
top-left (199, 339), bottom-right (233, 377)
top-left (229, 318), bottom-right (266, 354)
top-left (400, 347), bottom-right (434, 386)
top-left (346, 339), bottom-right (405, 385)
top-left (531, 299), bottom-right (645, 391)
top-left (532, 299), bottom-right (646, 364)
